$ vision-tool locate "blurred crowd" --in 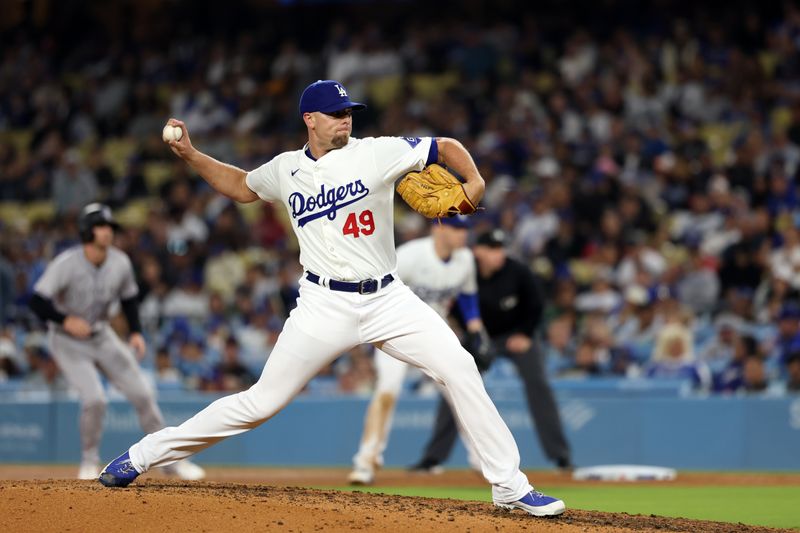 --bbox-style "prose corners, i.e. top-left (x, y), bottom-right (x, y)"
top-left (2, 1), bottom-right (800, 396)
